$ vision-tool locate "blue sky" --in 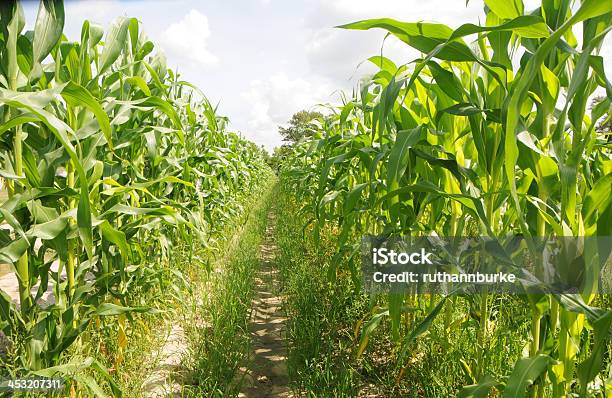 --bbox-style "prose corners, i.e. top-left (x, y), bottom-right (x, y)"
top-left (22, 0), bottom-right (612, 150)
